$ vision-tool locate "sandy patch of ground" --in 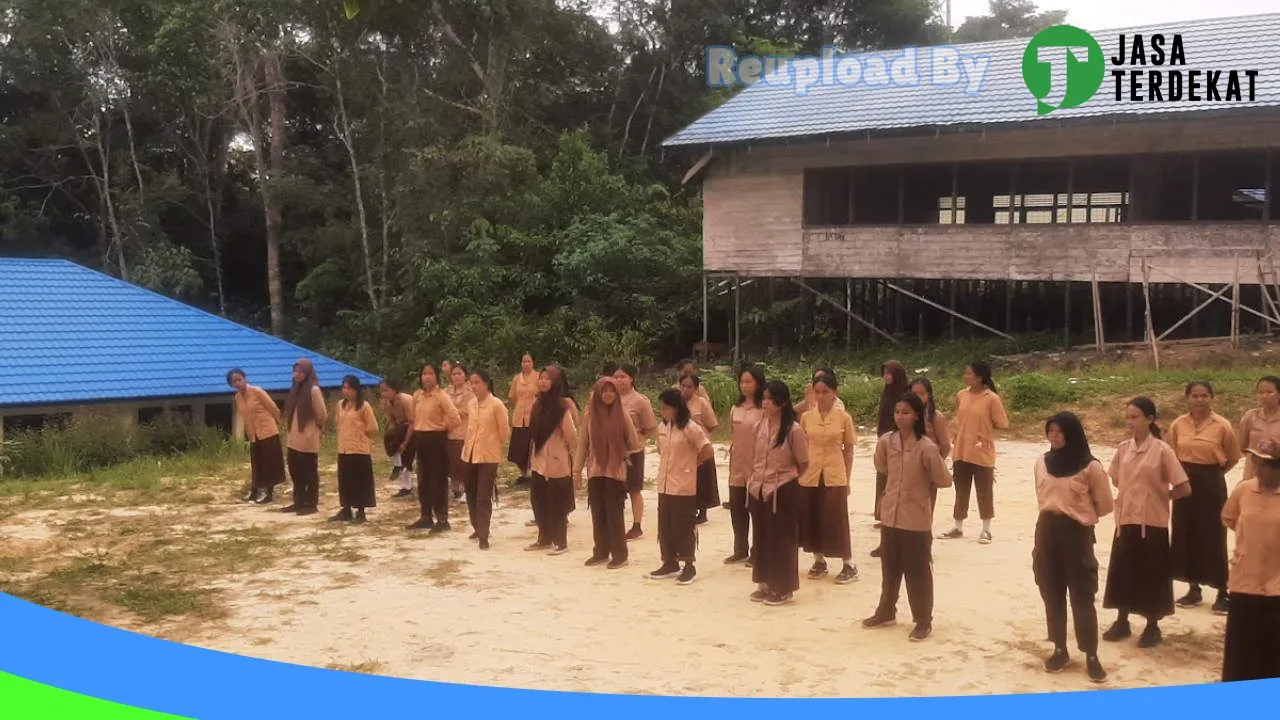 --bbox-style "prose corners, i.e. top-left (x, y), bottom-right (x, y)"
top-left (0, 439), bottom-right (1229, 697)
